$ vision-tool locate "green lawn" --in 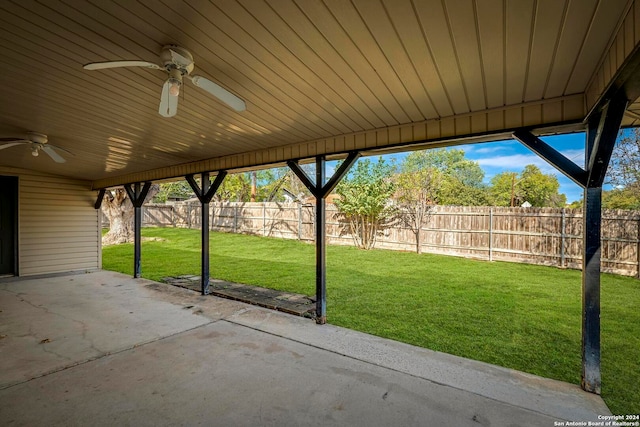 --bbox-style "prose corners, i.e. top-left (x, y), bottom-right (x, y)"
top-left (102, 227), bottom-right (640, 414)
